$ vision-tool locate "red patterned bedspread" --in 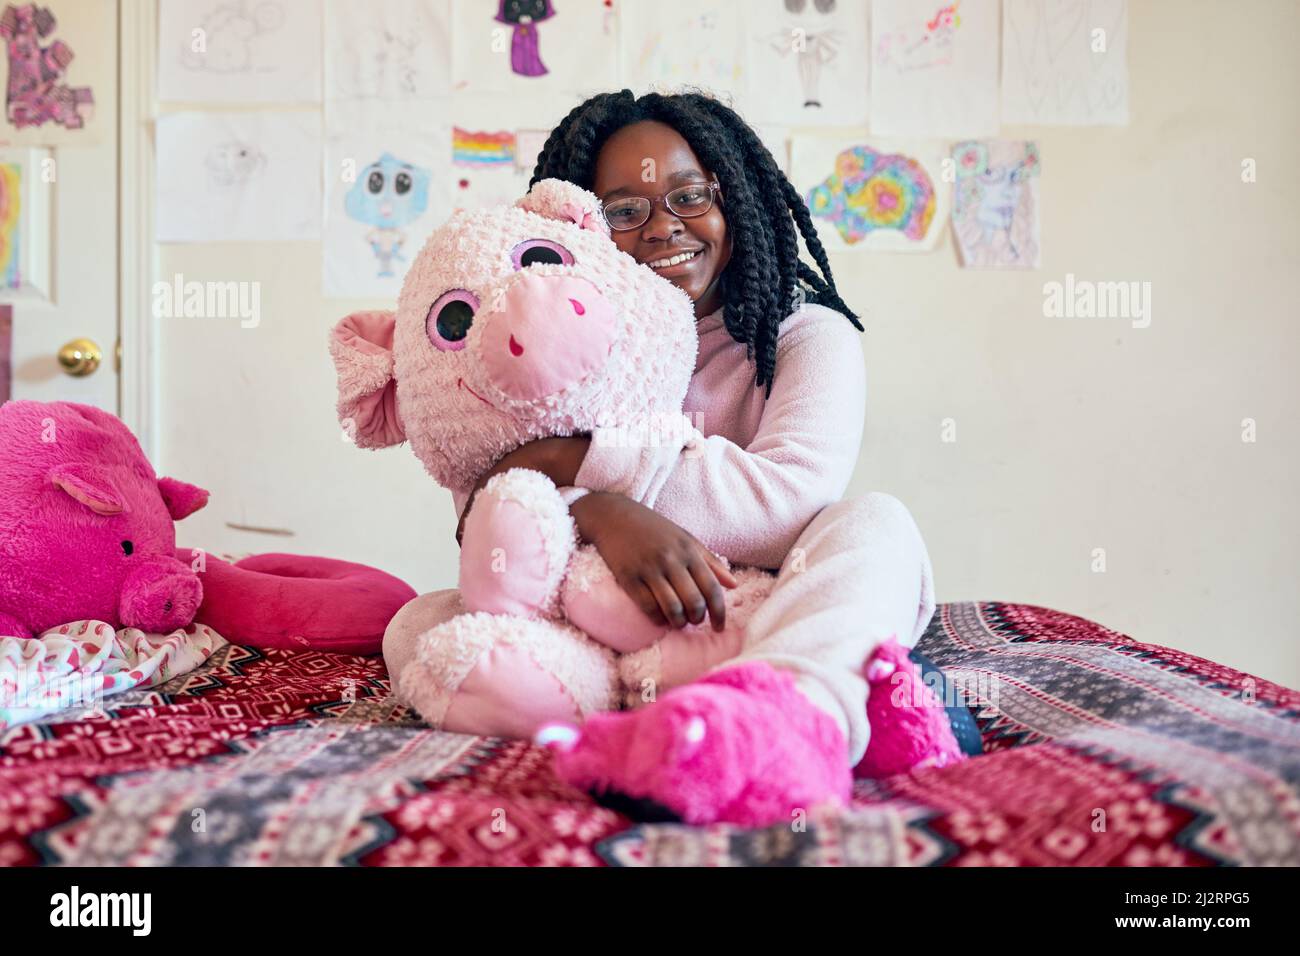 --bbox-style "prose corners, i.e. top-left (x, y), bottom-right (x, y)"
top-left (2, 602), bottom-right (1297, 866)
